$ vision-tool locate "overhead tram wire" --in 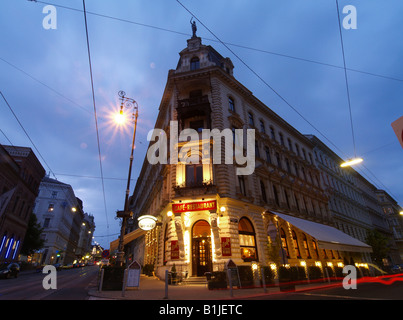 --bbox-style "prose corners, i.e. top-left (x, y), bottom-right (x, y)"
top-left (0, 92), bottom-right (85, 208)
top-left (174, 1), bottom-right (402, 204)
top-left (335, 0), bottom-right (357, 159)
top-left (28, 0), bottom-right (403, 84)
top-left (0, 57), bottom-right (93, 116)
top-left (175, 0), bottom-right (348, 159)
top-left (82, 0), bottom-right (110, 237)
